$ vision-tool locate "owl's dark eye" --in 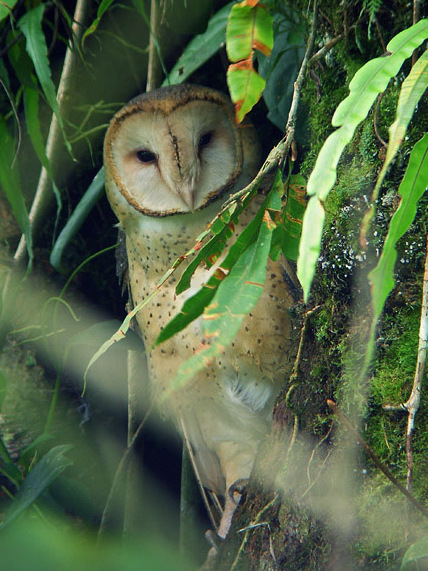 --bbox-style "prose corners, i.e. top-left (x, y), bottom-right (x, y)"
top-left (198, 131), bottom-right (214, 152)
top-left (136, 149), bottom-right (157, 164)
